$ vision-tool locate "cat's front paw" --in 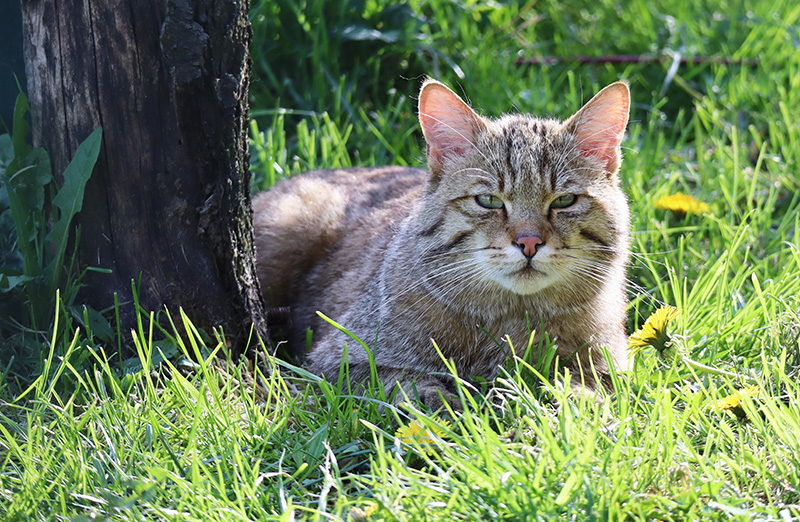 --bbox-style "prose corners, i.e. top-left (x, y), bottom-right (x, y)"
top-left (565, 372), bottom-right (609, 408)
top-left (385, 372), bottom-right (462, 412)
top-left (415, 385), bottom-right (462, 412)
